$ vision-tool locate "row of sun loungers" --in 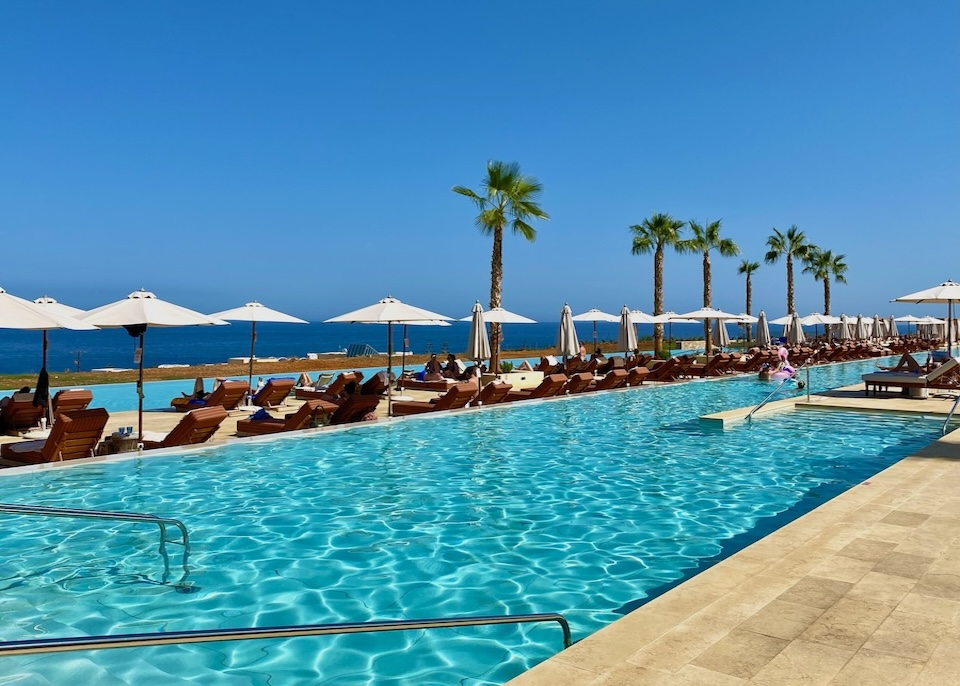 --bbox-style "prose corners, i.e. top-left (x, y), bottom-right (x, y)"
top-left (0, 388), bottom-right (94, 432)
